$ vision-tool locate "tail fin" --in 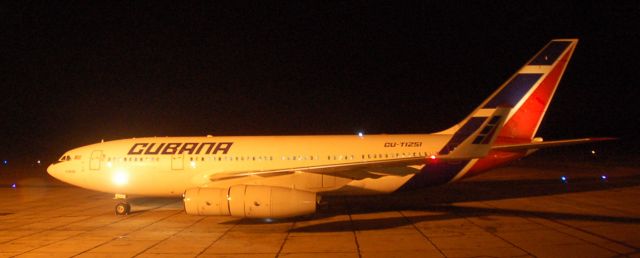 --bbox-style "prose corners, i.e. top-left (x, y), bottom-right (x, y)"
top-left (440, 39), bottom-right (579, 145)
